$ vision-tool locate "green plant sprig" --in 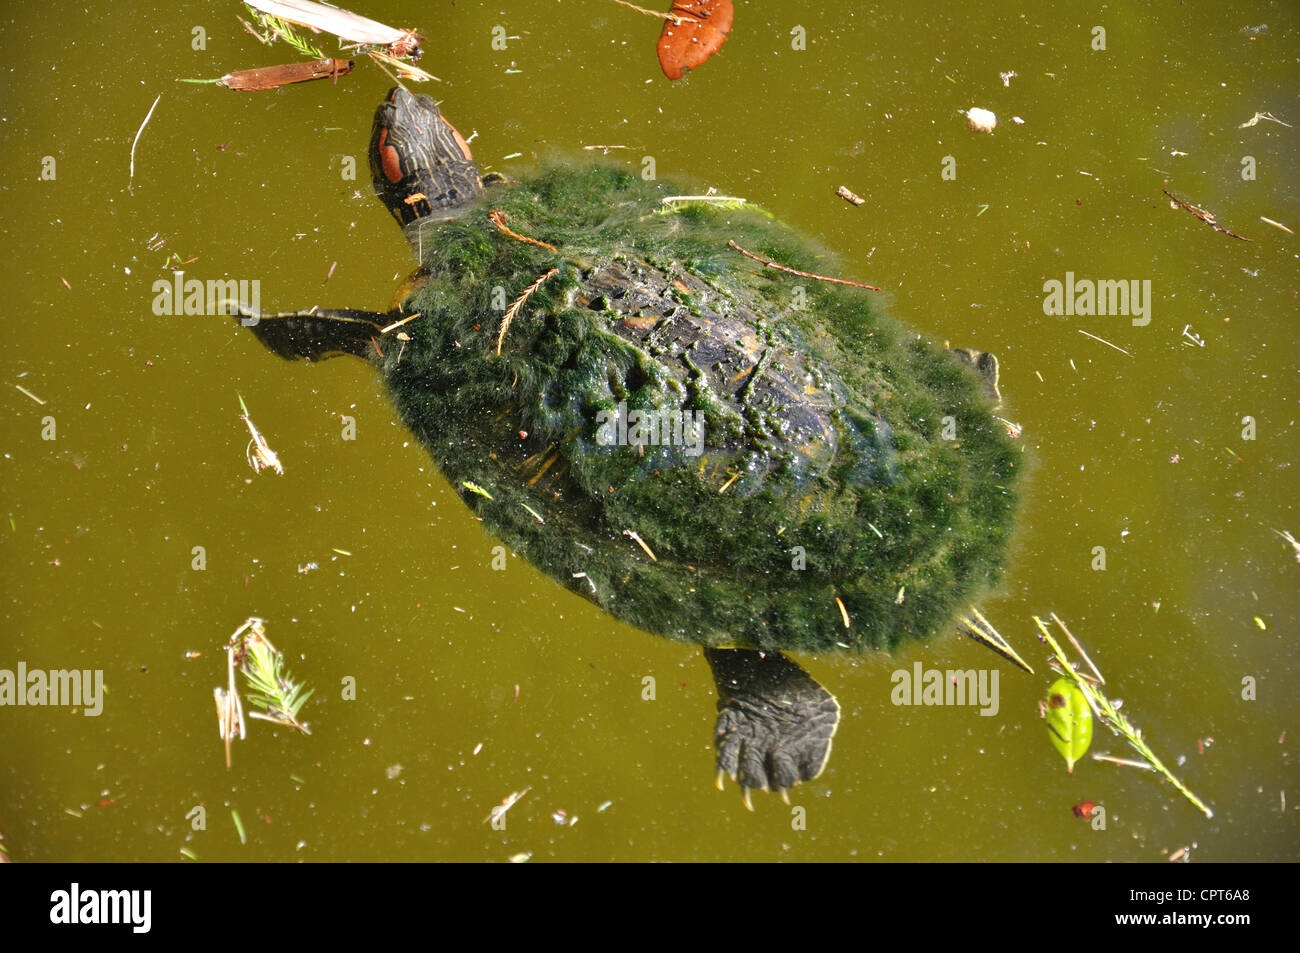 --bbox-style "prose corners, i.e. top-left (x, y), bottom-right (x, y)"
top-left (239, 628), bottom-right (313, 734)
top-left (242, 5), bottom-right (329, 60)
top-left (1034, 614), bottom-right (1212, 818)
